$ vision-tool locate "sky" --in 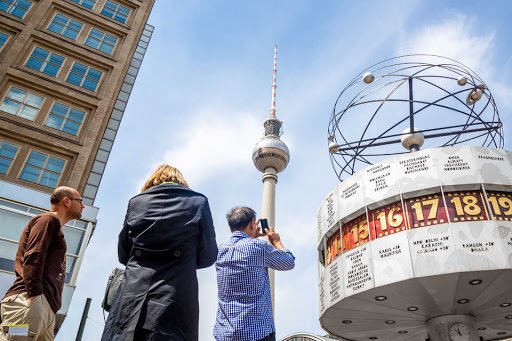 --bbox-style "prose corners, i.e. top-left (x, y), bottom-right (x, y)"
top-left (56, 1), bottom-right (512, 340)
